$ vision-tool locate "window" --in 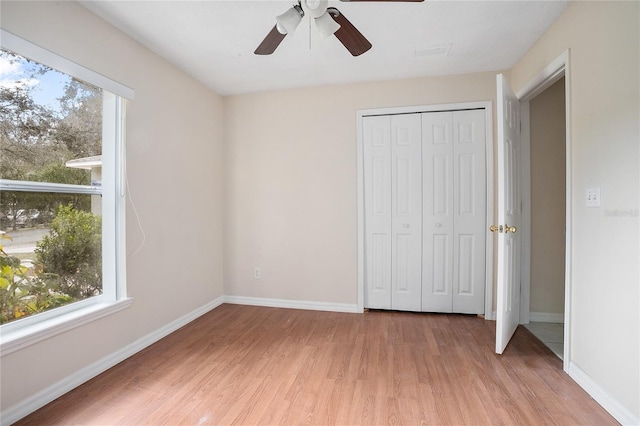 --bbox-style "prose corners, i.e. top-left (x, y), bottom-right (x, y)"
top-left (0, 30), bottom-right (133, 354)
